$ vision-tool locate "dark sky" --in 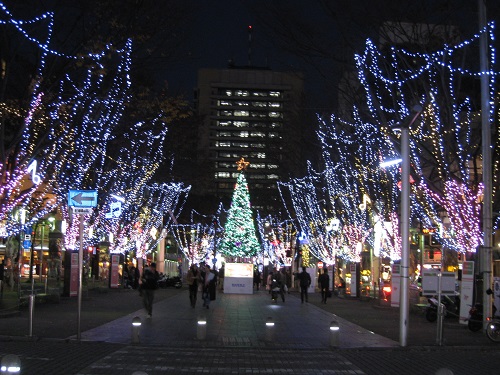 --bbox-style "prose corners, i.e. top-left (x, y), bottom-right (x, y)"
top-left (161, 1), bottom-right (337, 110)
top-left (2, 0), bottom-right (499, 112)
